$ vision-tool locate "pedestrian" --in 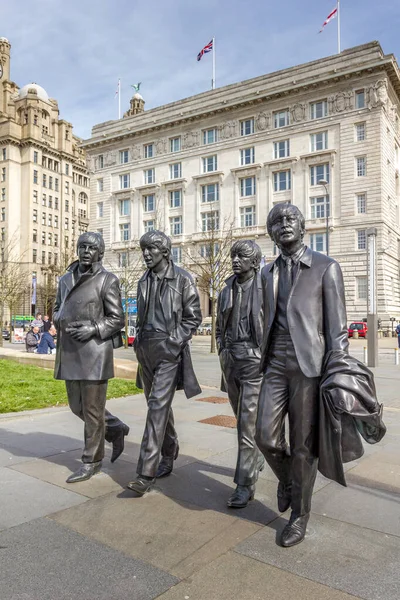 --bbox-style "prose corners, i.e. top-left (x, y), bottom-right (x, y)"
top-left (42, 315), bottom-right (52, 333)
top-left (396, 323), bottom-right (400, 348)
top-left (31, 313), bottom-right (44, 331)
top-left (25, 326), bottom-right (40, 353)
top-left (37, 326), bottom-right (57, 354)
